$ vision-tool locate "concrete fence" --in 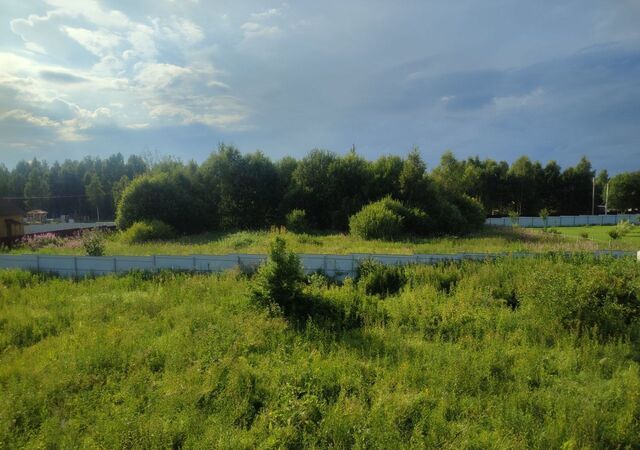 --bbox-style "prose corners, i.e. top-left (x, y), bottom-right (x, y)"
top-left (0, 251), bottom-right (634, 279)
top-left (485, 214), bottom-right (640, 228)
top-left (24, 222), bottom-right (116, 235)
